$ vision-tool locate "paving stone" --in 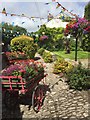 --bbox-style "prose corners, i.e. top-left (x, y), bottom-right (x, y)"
top-left (2, 54), bottom-right (89, 119)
